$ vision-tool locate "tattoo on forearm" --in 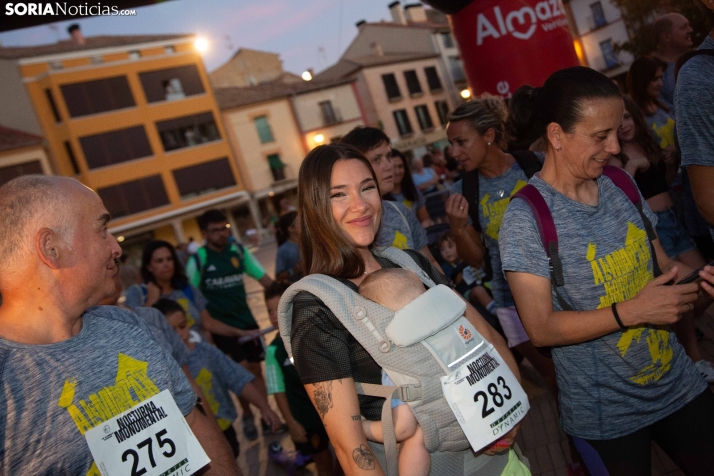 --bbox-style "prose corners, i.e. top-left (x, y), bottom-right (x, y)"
top-left (351, 415), bottom-right (361, 421)
top-left (313, 382), bottom-right (333, 418)
top-left (352, 444), bottom-right (376, 470)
